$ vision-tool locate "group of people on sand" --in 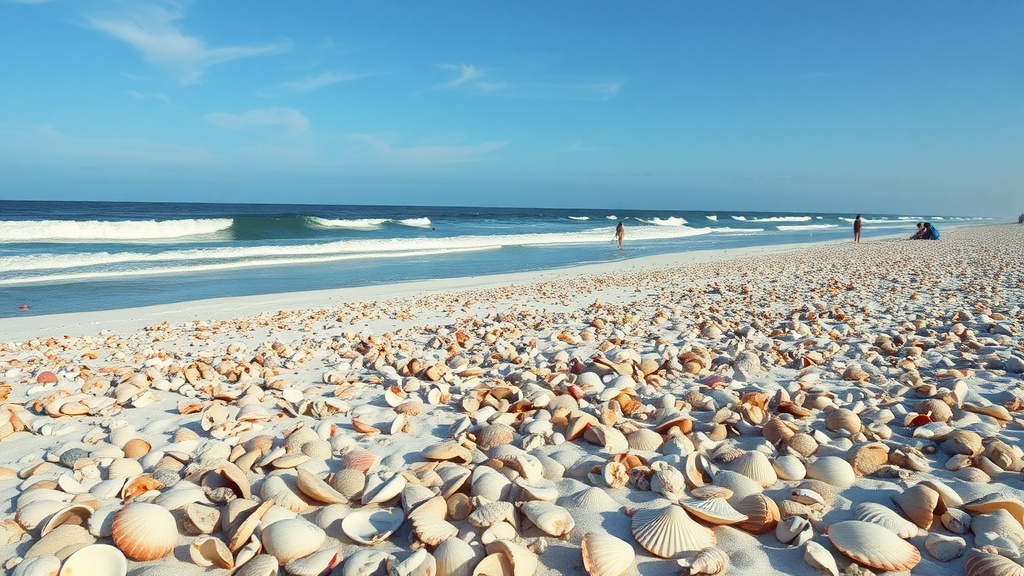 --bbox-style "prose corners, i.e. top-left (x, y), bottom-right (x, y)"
top-left (909, 221), bottom-right (940, 240)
